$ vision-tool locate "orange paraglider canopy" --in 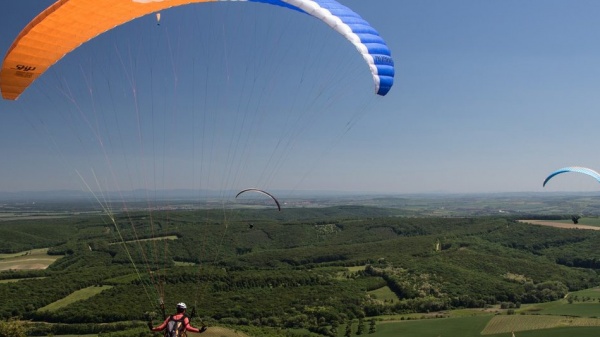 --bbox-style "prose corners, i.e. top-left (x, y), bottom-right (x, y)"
top-left (0, 0), bottom-right (214, 100)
